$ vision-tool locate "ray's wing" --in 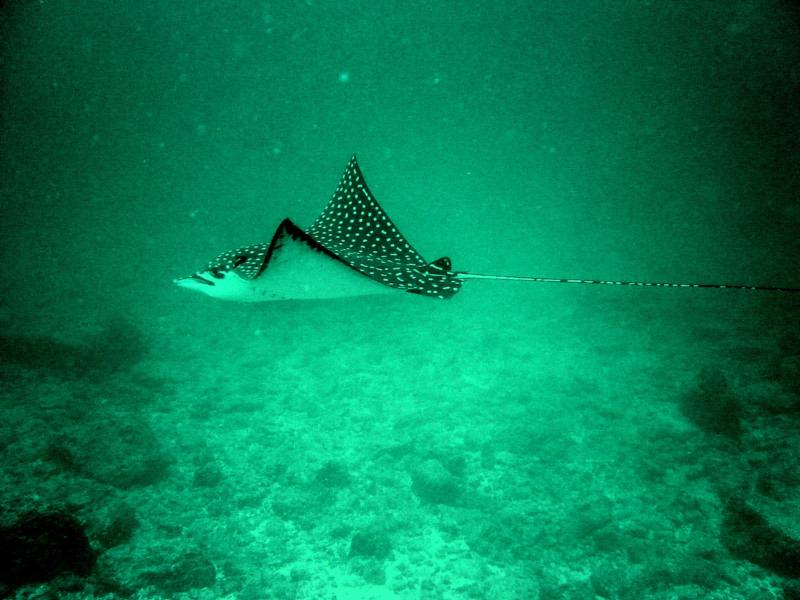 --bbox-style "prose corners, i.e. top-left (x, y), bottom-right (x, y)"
top-left (204, 243), bottom-right (270, 280)
top-left (308, 155), bottom-right (427, 267)
top-left (204, 220), bottom-right (343, 281)
top-left (306, 155), bottom-right (461, 298)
